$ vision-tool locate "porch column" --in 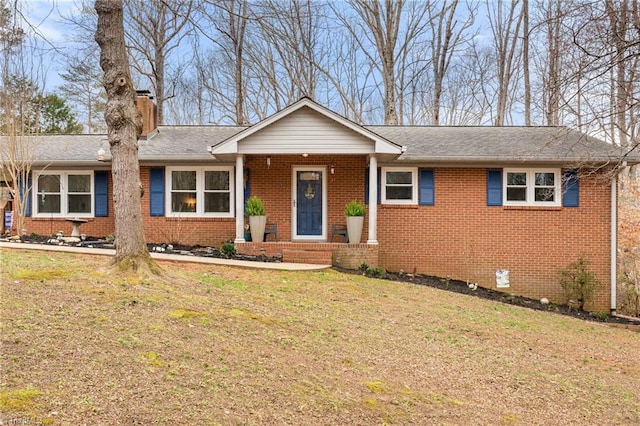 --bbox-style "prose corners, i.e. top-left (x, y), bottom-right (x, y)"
top-left (235, 154), bottom-right (246, 243)
top-left (367, 155), bottom-right (378, 244)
